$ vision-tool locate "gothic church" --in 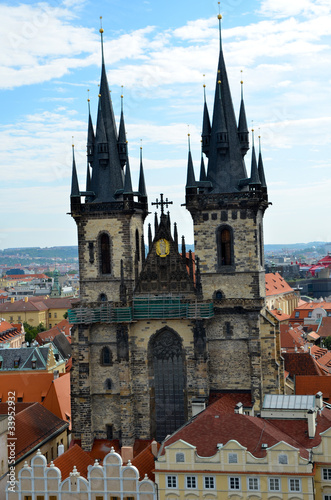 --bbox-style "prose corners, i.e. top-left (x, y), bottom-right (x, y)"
top-left (69, 16), bottom-right (283, 451)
